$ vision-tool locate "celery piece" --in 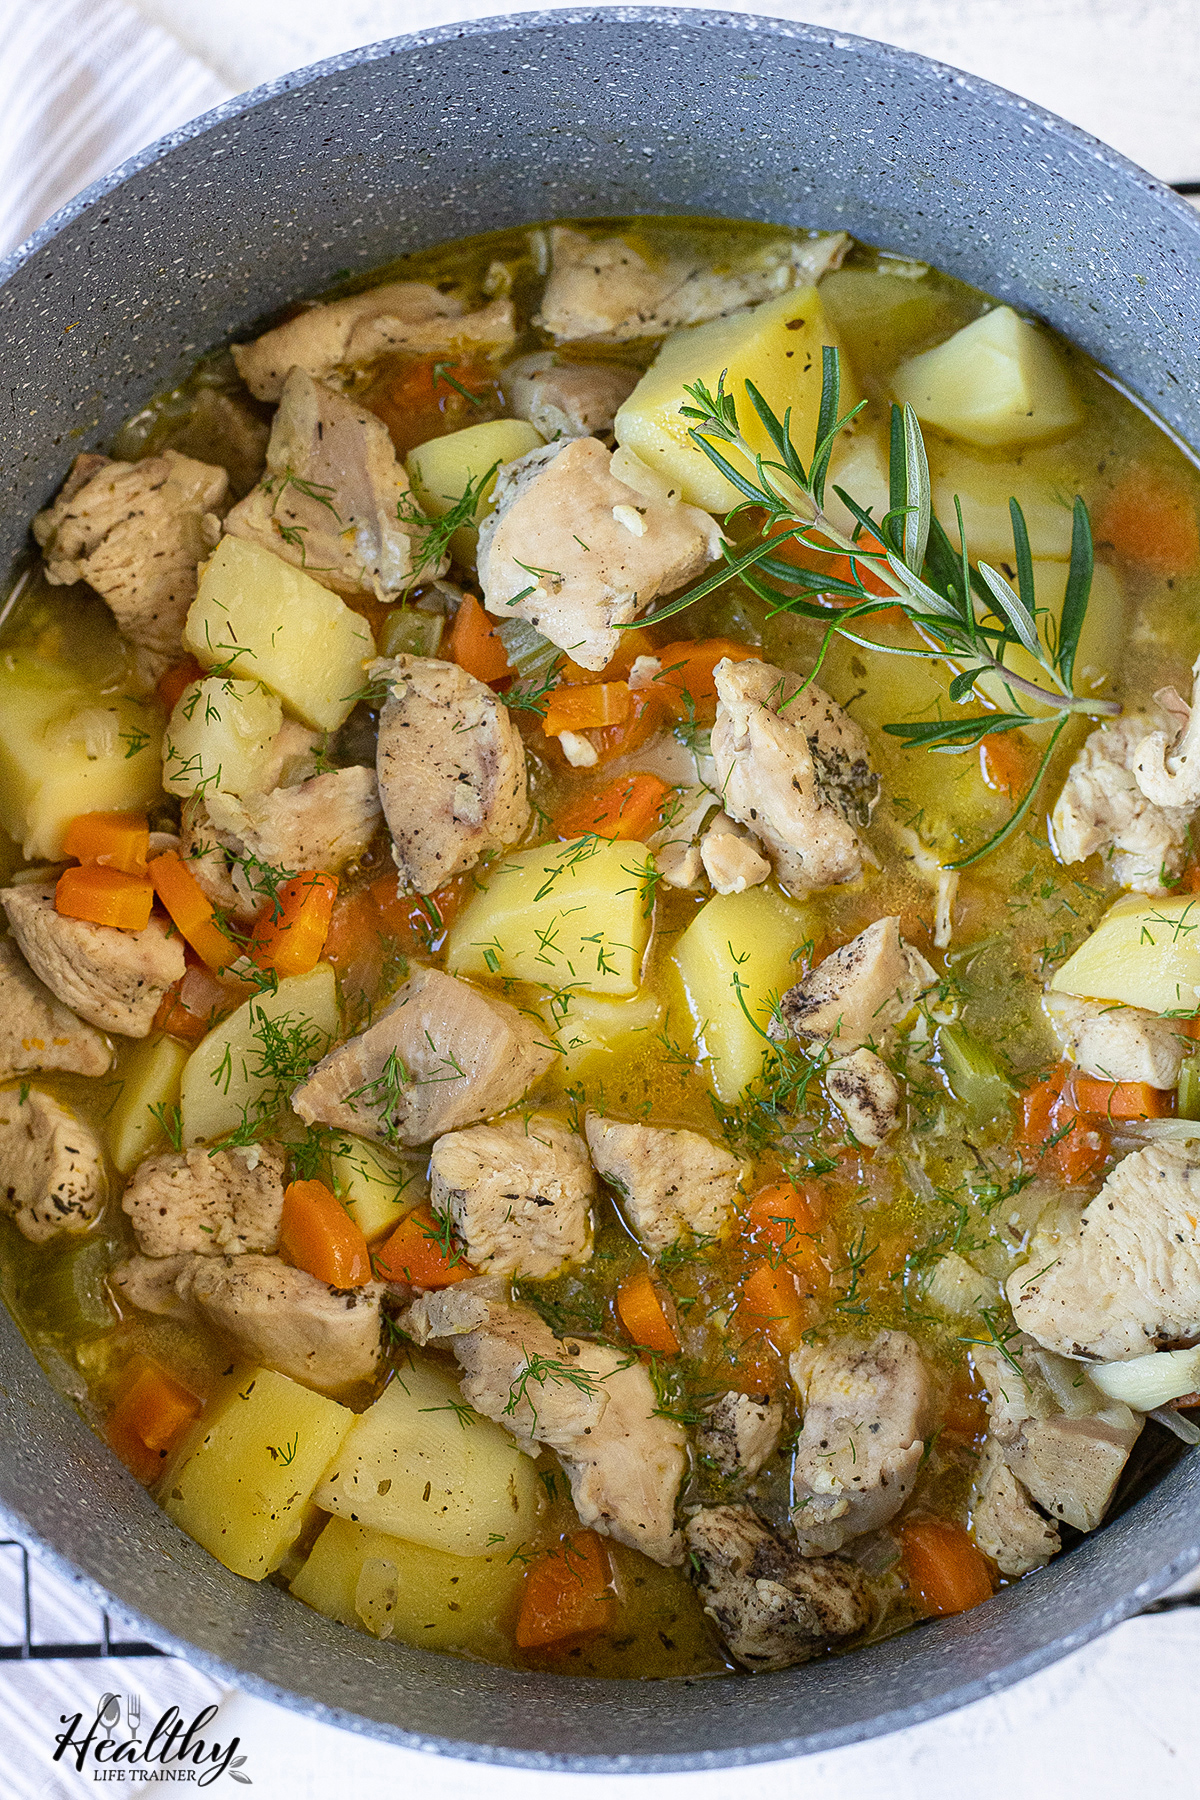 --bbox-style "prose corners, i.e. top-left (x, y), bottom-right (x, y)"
top-left (936, 1024), bottom-right (1013, 1124)
top-left (495, 616), bottom-right (562, 683)
top-left (1178, 1056), bottom-right (1200, 1122)
top-left (379, 607), bottom-right (444, 660)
